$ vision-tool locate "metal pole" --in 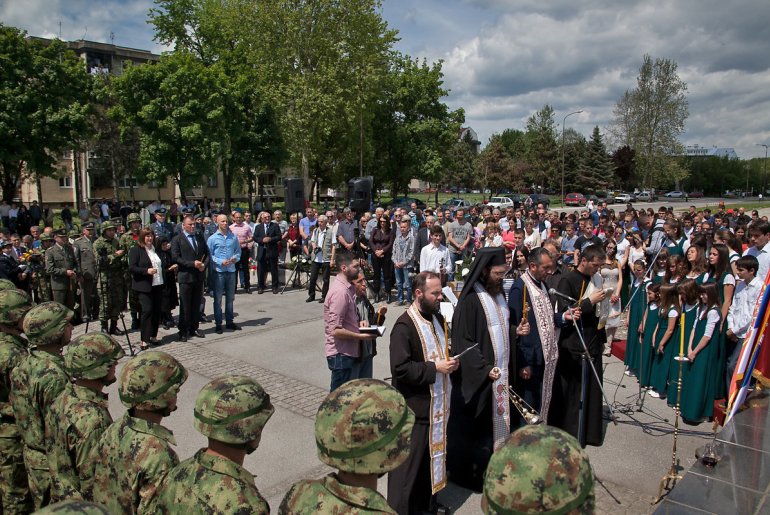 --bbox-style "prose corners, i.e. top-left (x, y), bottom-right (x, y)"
top-left (561, 110), bottom-right (583, 202)
top-left (758, 144), bottom-right (768, 196)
